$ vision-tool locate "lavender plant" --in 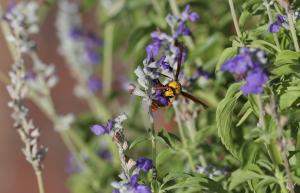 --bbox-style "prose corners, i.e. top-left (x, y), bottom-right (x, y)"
top-left (2, 0), bottom-right (300, 193)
